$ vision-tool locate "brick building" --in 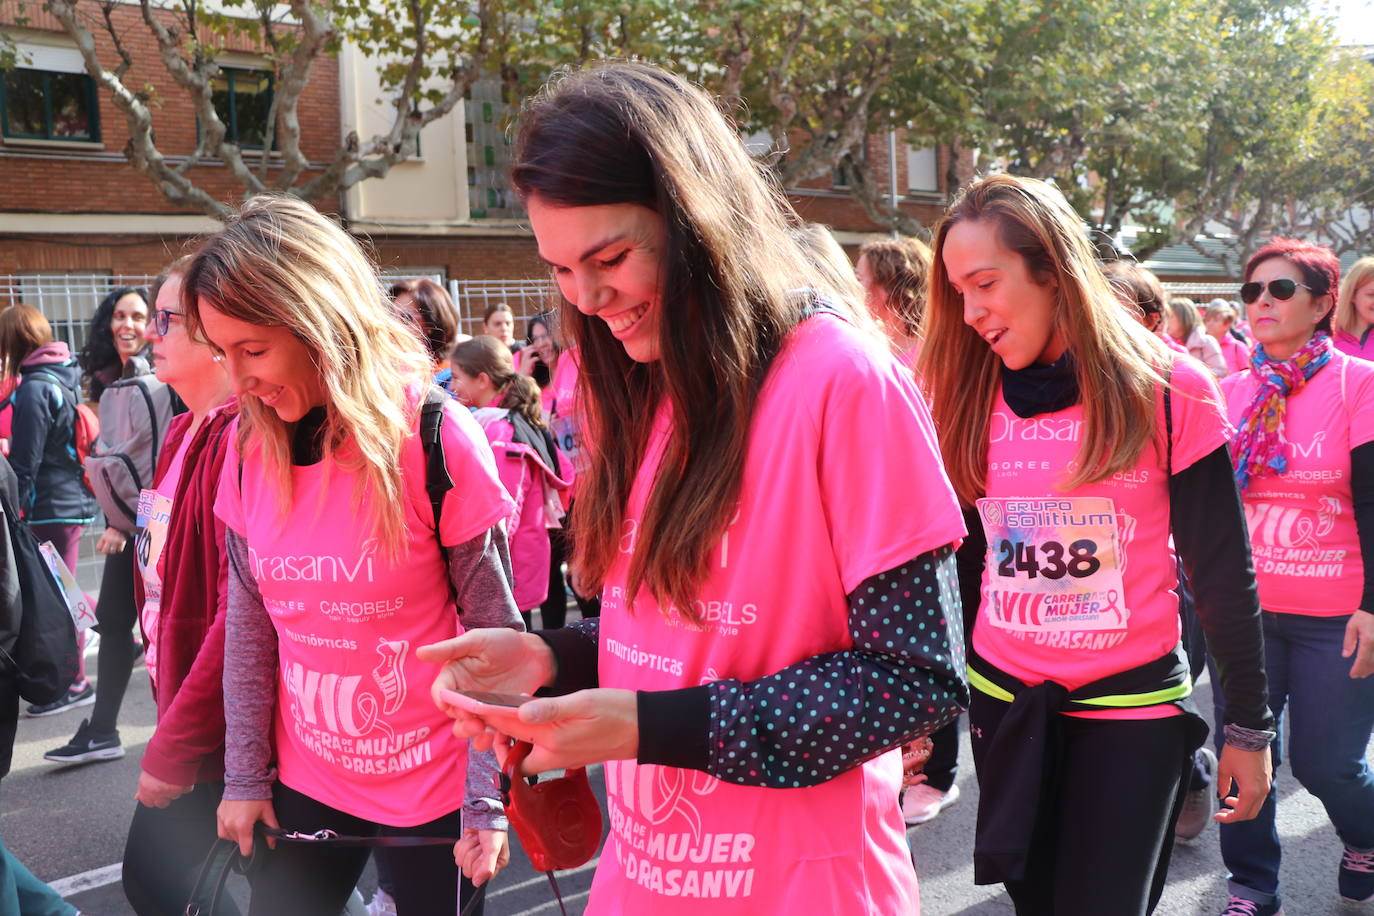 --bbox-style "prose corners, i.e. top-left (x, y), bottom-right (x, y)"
top-left (2, 6), bottom-right (966, 336)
